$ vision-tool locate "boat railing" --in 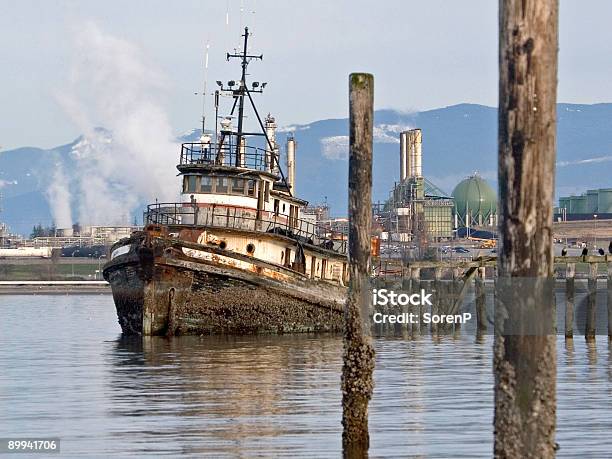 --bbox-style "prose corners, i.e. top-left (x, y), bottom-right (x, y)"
top-left (144, 203), bottom-right (347, 254)
top-left (180, 142), bottom-right (274, 173)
